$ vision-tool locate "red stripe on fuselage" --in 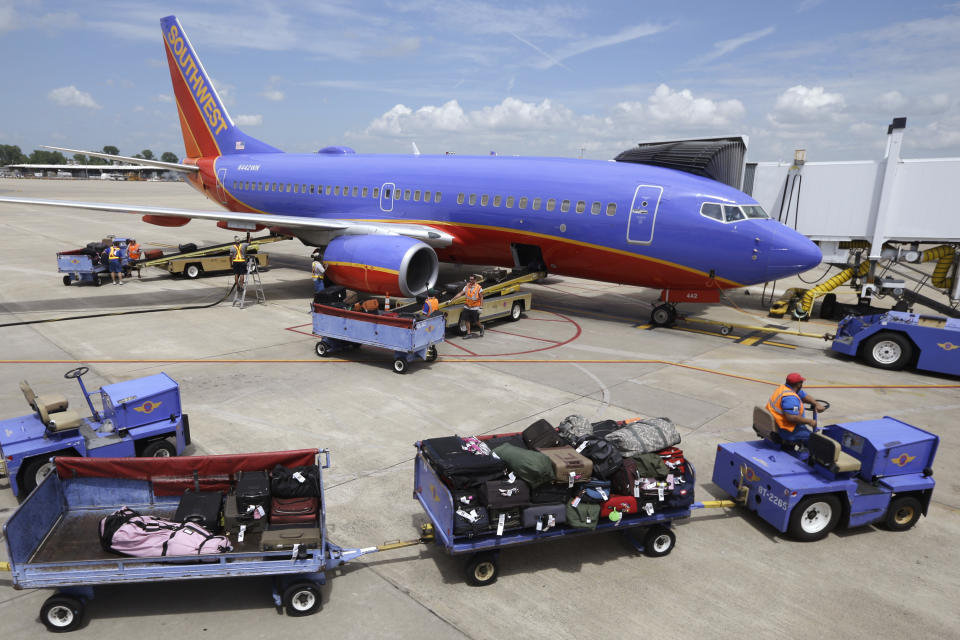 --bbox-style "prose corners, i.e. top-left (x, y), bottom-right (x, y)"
top-left (164, 38), bottom-right (219, 159)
